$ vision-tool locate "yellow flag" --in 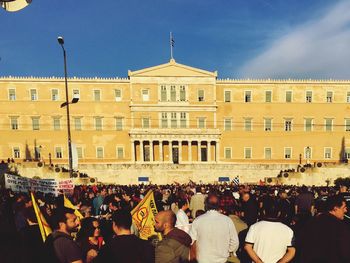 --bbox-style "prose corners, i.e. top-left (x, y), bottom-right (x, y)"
top-left (131, 190), bottom-right (159, 240)
top-left (31, 192), bottom-right (52, 242)
top-left (64, 195), bottom-right (83, 220)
